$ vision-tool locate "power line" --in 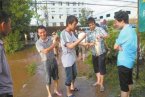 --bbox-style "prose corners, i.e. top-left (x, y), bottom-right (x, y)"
top-left (90, 0), bottom-right (137, 3)
top-left (92, 1), bottom-right (137, 15)
top-left (30, 1), bottom-right (137, 8)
